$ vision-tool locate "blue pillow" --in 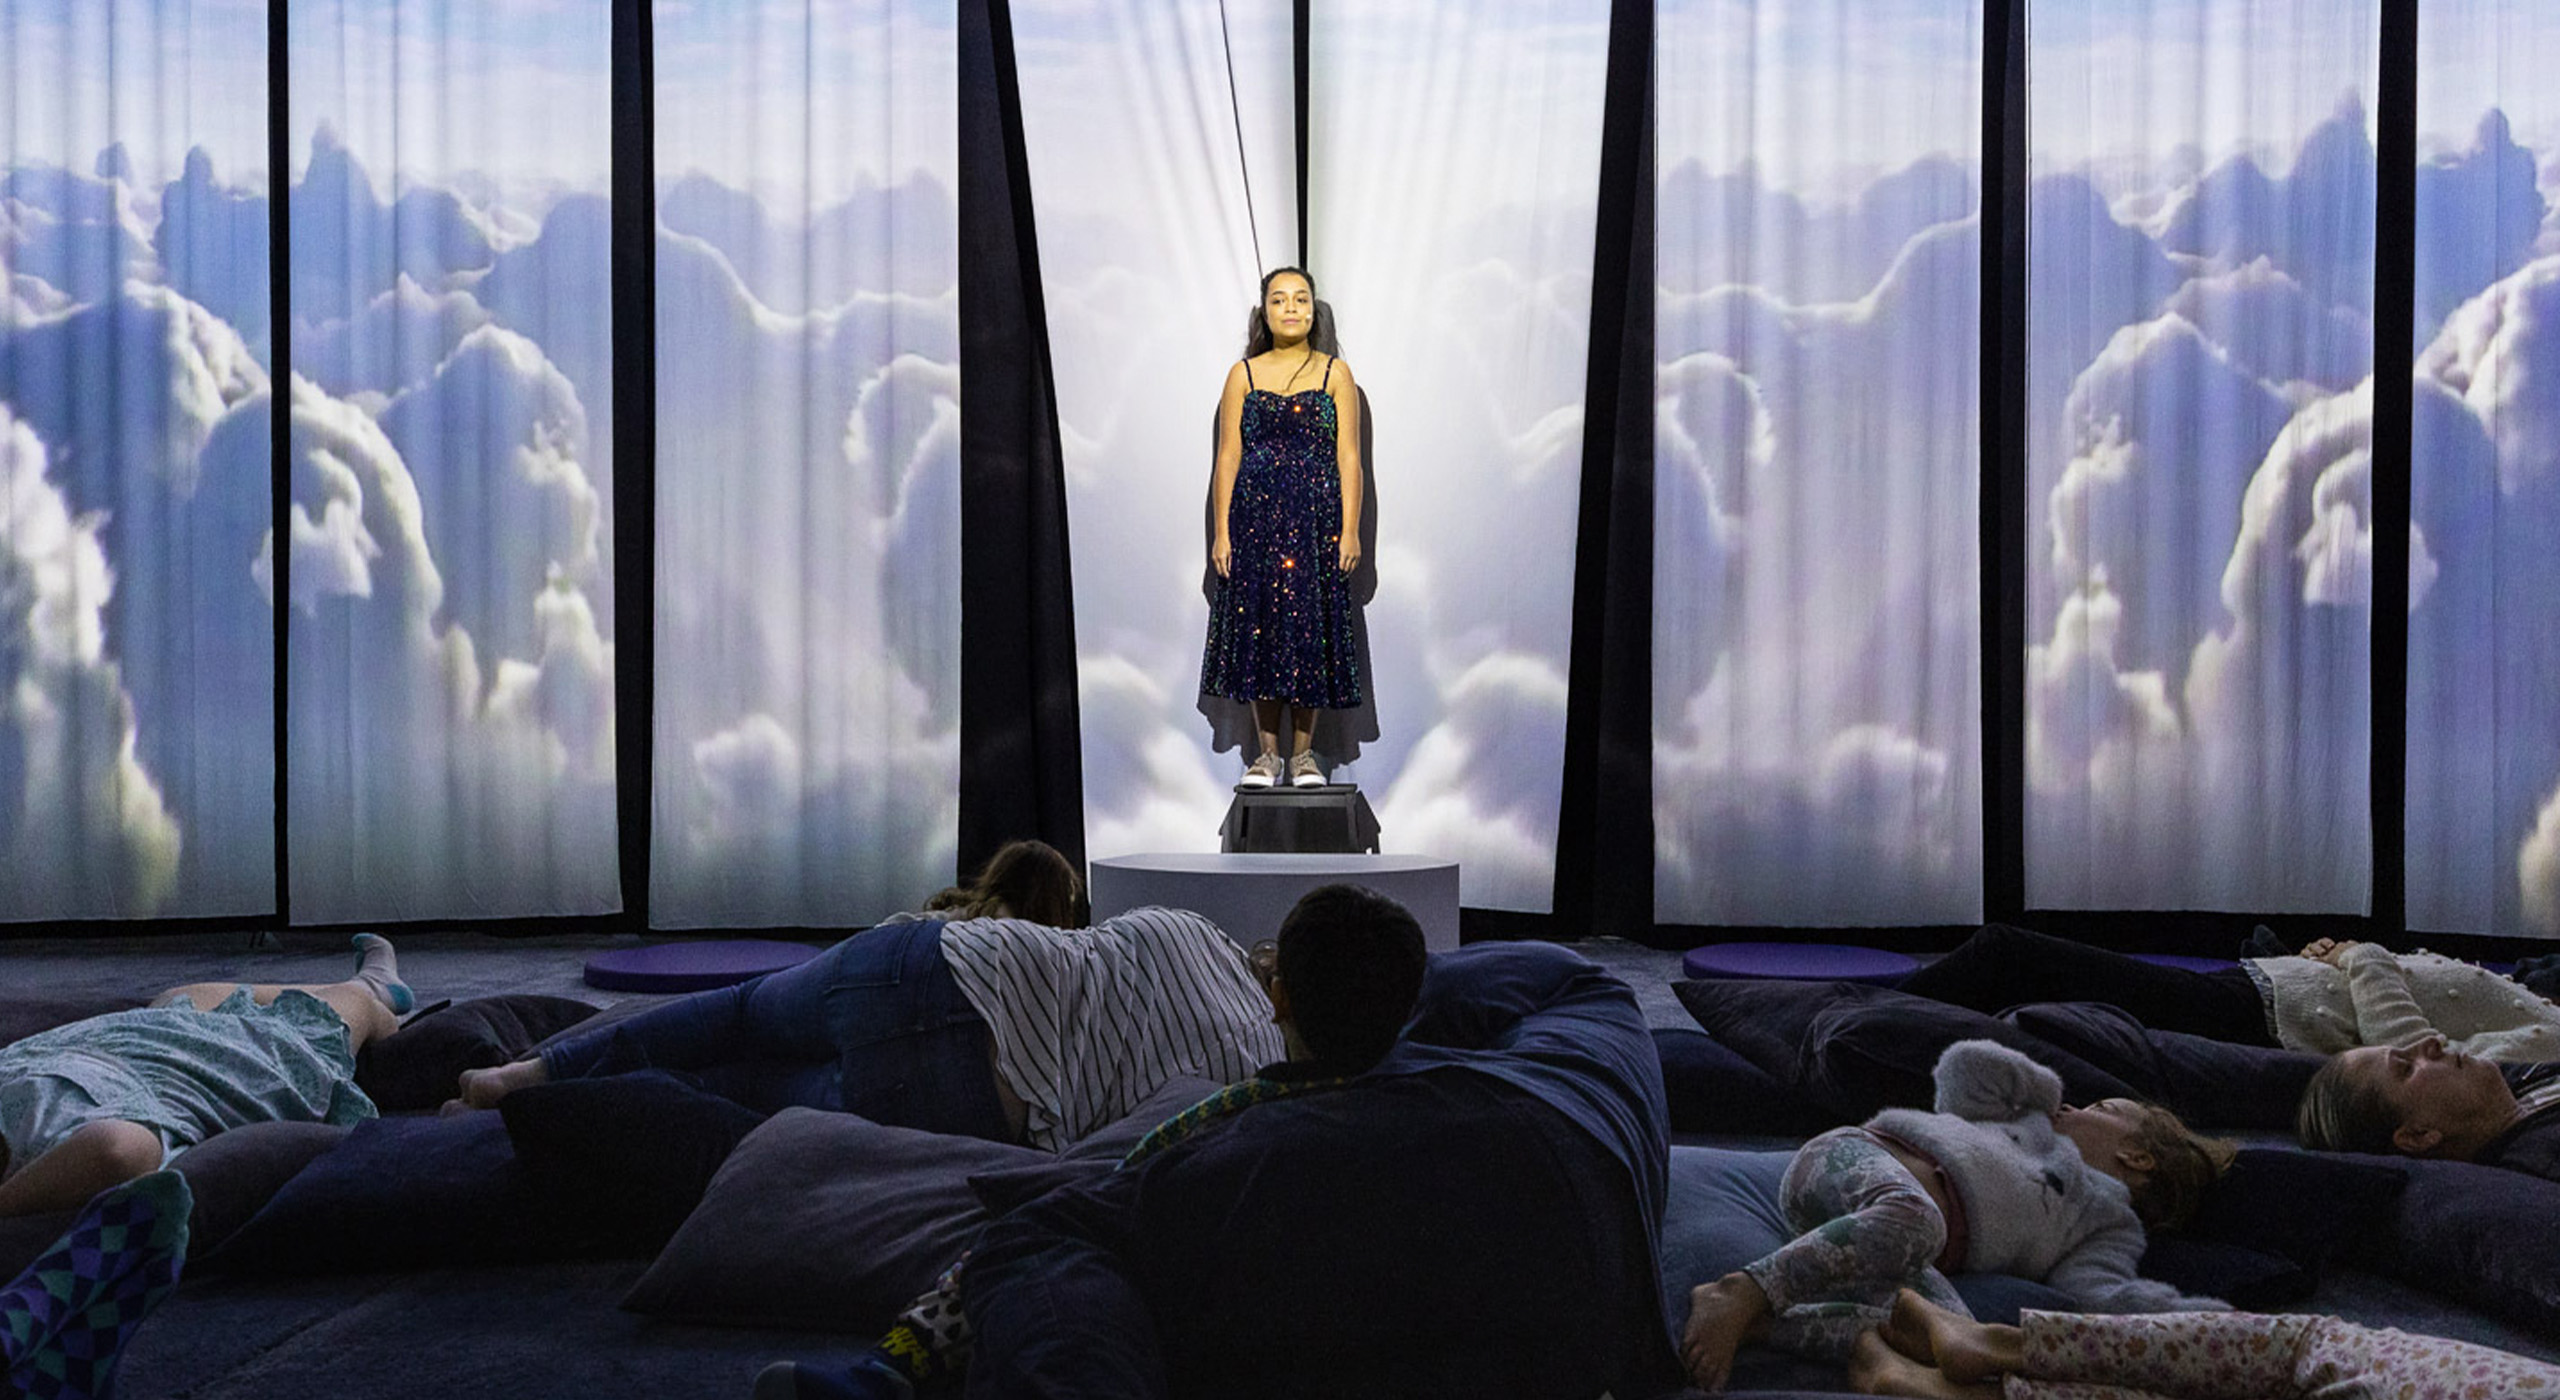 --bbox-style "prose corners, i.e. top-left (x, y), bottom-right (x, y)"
top-left (2183, 1147), bottom-right (2407, 1273)
top-left (2002, 1001), bottom-right (2324, 1130)
top-left (1652, 1029), bottom-right (1832, 1136)
top-left (2350, 1154), bottom-right (2560, 1336)
top-left (1658, 1146), bottom-right (2074, 1328)
top-left (204, 1110), bottom-right (594, 1274)
top-left (499, 1069), bottom-right (768, 1254)
top-left (2137, 1235), bottom-right (2311, 1310)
